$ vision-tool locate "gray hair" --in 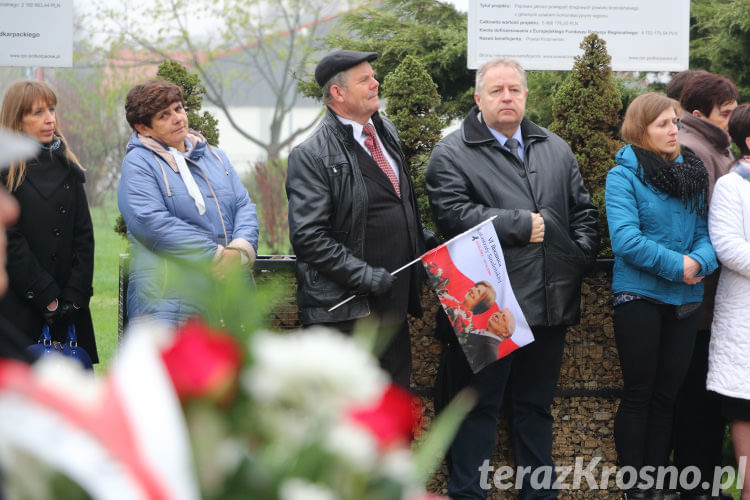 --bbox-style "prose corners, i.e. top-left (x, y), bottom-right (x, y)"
top-left (475, 58), bottom-right (527, 94)
top-left (322, 70), bottom-right (350, 105)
